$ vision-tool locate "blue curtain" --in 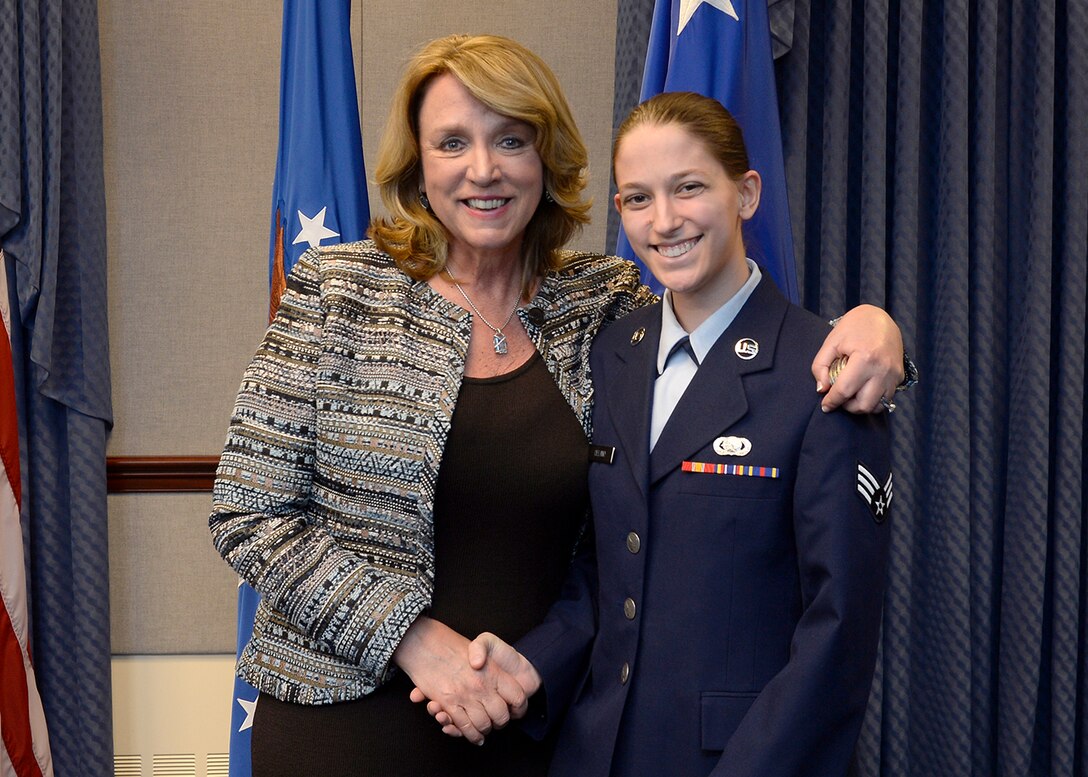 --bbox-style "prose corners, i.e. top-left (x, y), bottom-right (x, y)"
top-left (607, 1), bottom-right (656, 252)
top-left (614, 2), bottom-right (1087, 774)
top-left (0, 1), bottom-right (114, 775)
